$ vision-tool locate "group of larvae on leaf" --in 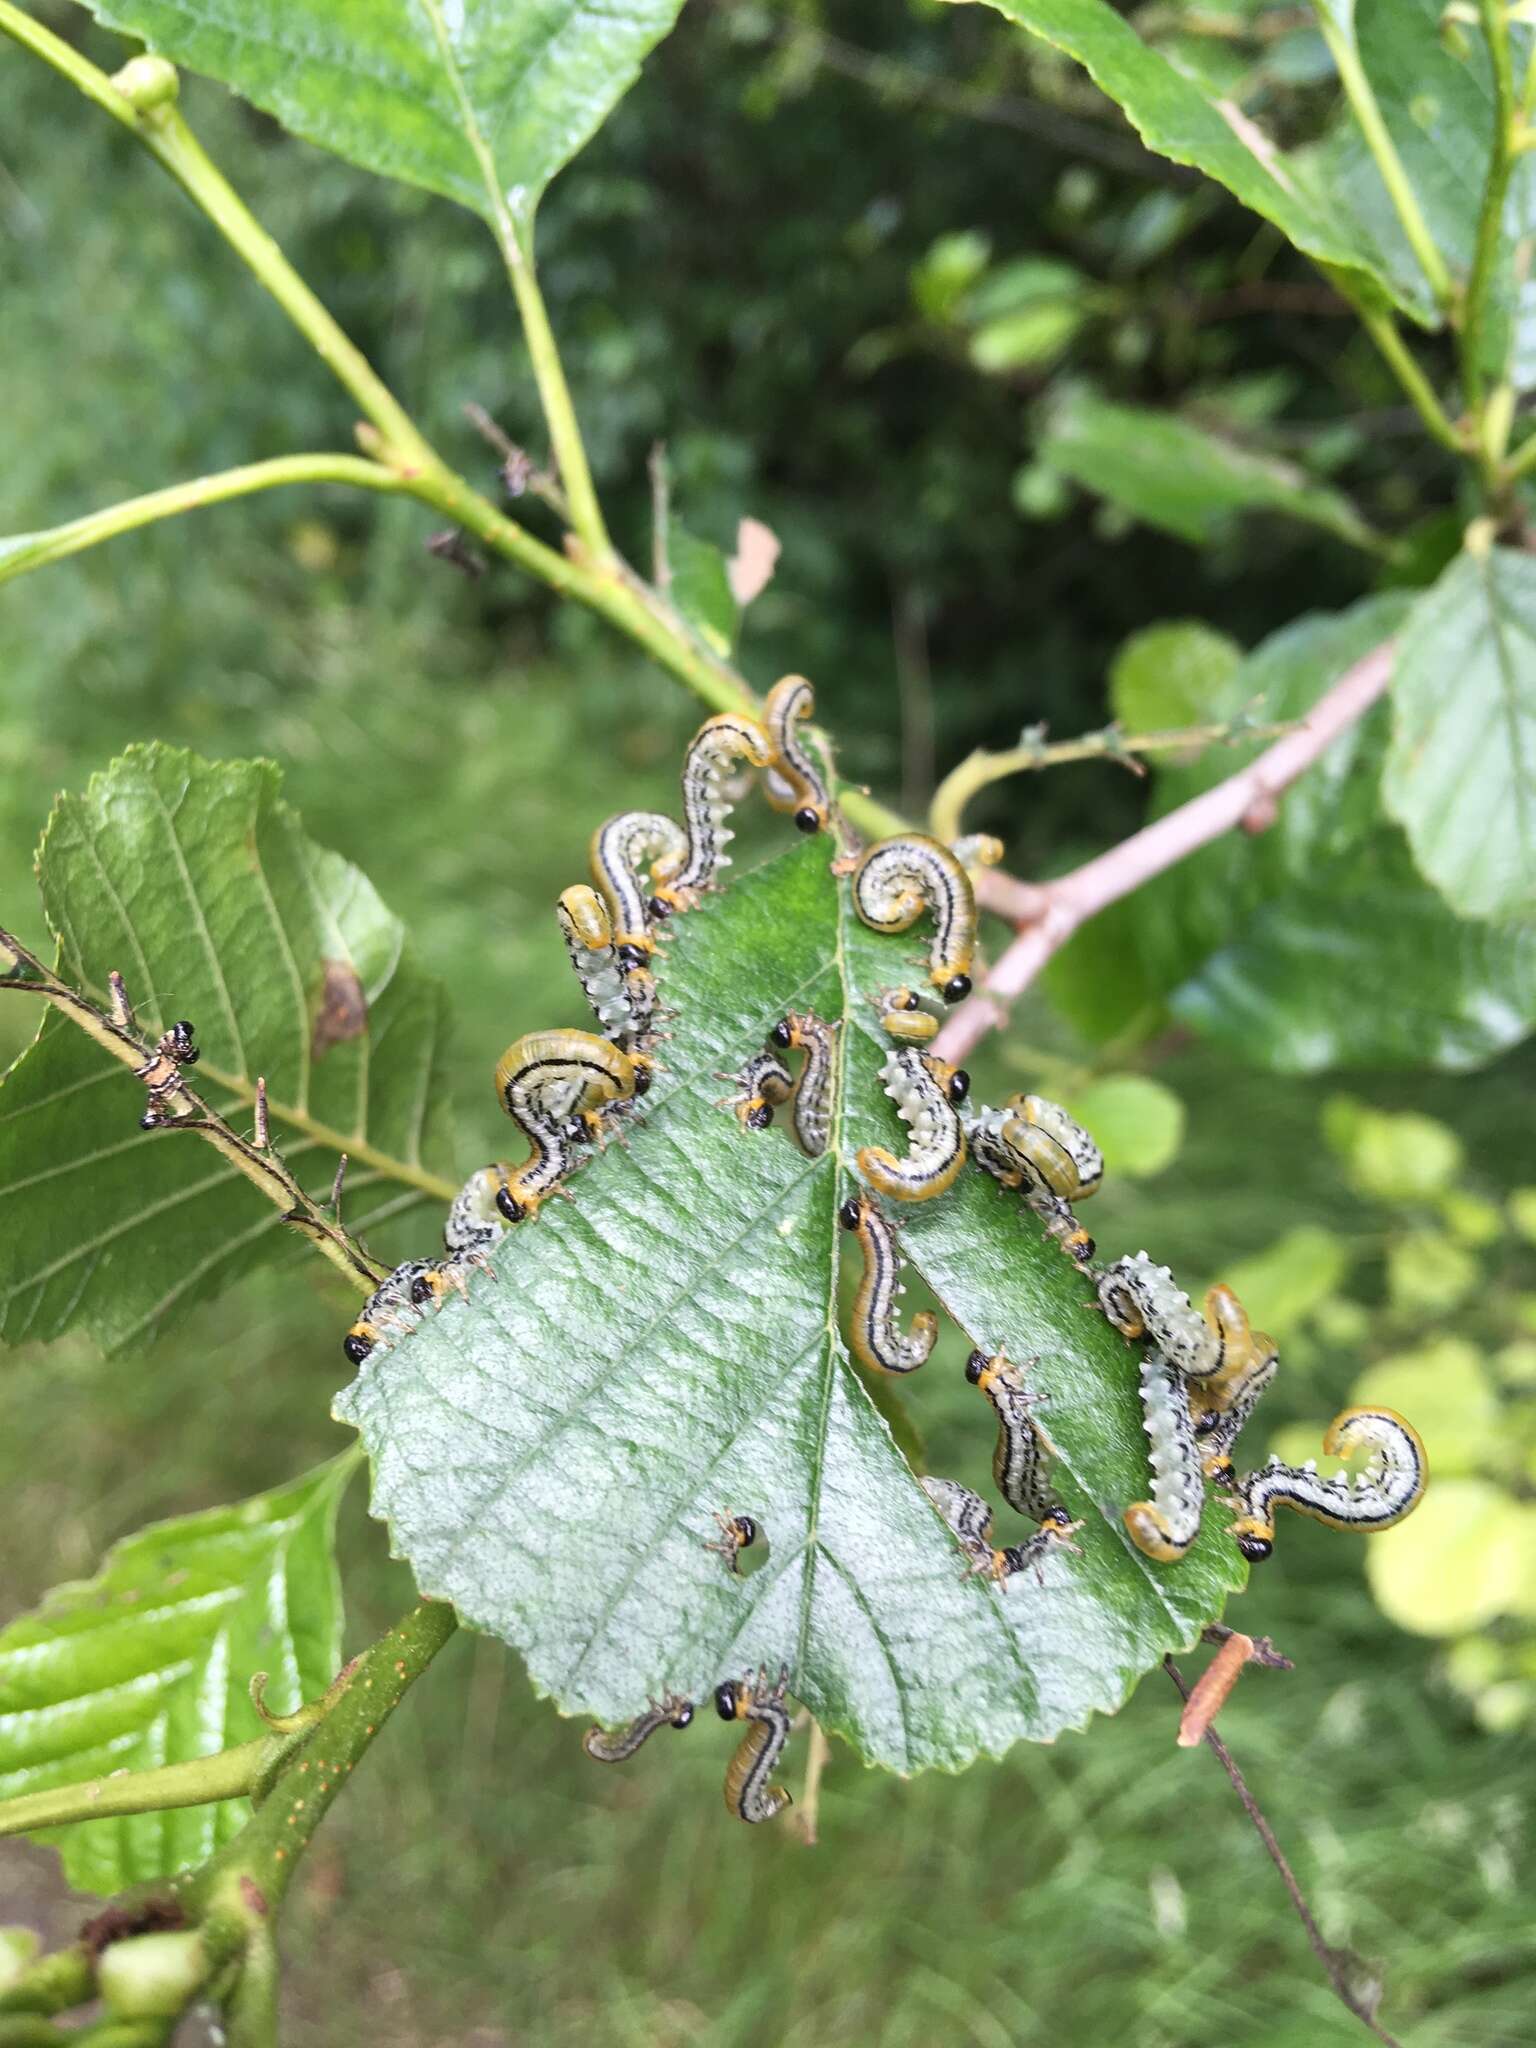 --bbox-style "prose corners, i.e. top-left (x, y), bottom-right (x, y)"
top-left (583, 1667), bottom-right (795, 1826)
top-left (342, 679), bottom-right (834, 1367)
